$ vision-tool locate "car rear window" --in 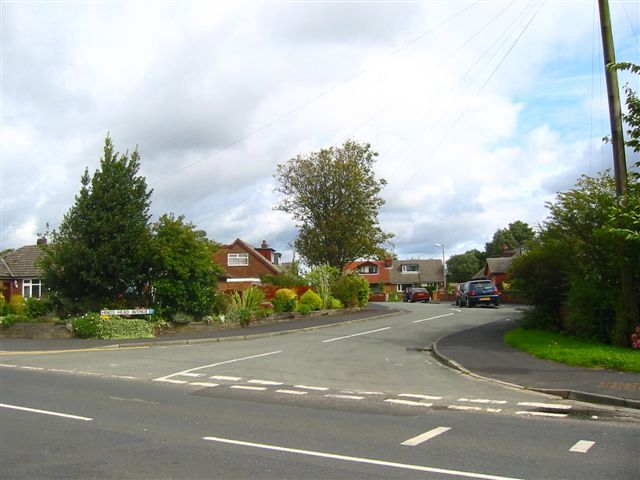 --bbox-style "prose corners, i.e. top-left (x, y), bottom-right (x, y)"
top-left (413, 288), bottom-right (427, 293)
top-left (469, 281), bottom-right (494, 291)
